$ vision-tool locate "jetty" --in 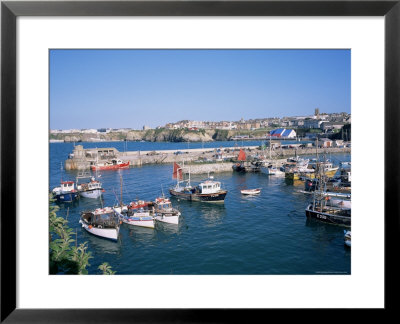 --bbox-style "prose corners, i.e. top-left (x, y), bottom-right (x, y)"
top-left (64, 144), bottom-right (351, 172)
